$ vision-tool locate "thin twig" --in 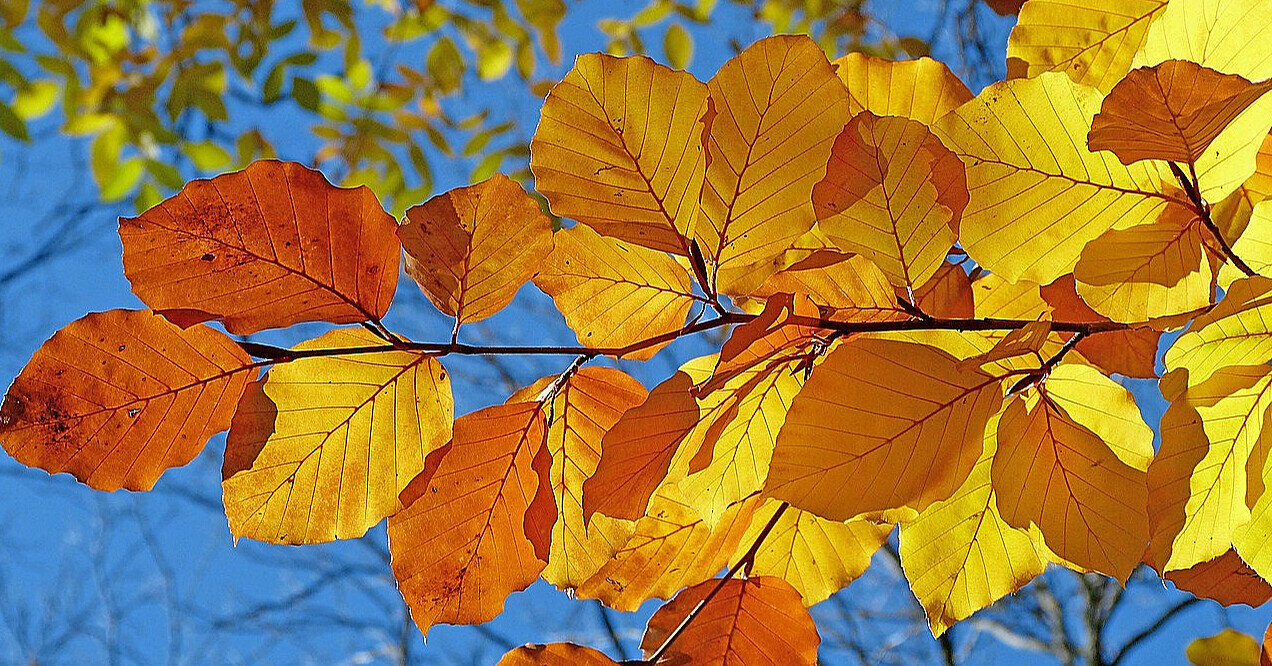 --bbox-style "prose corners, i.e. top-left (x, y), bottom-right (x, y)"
top-left (1169, 161), bottom-right (1257, 277)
